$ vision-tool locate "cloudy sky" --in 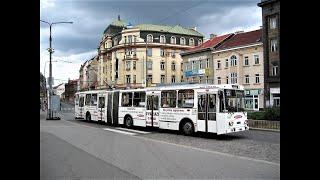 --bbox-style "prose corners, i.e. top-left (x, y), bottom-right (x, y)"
top-left (40, 0), bottom-right (262, 86)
